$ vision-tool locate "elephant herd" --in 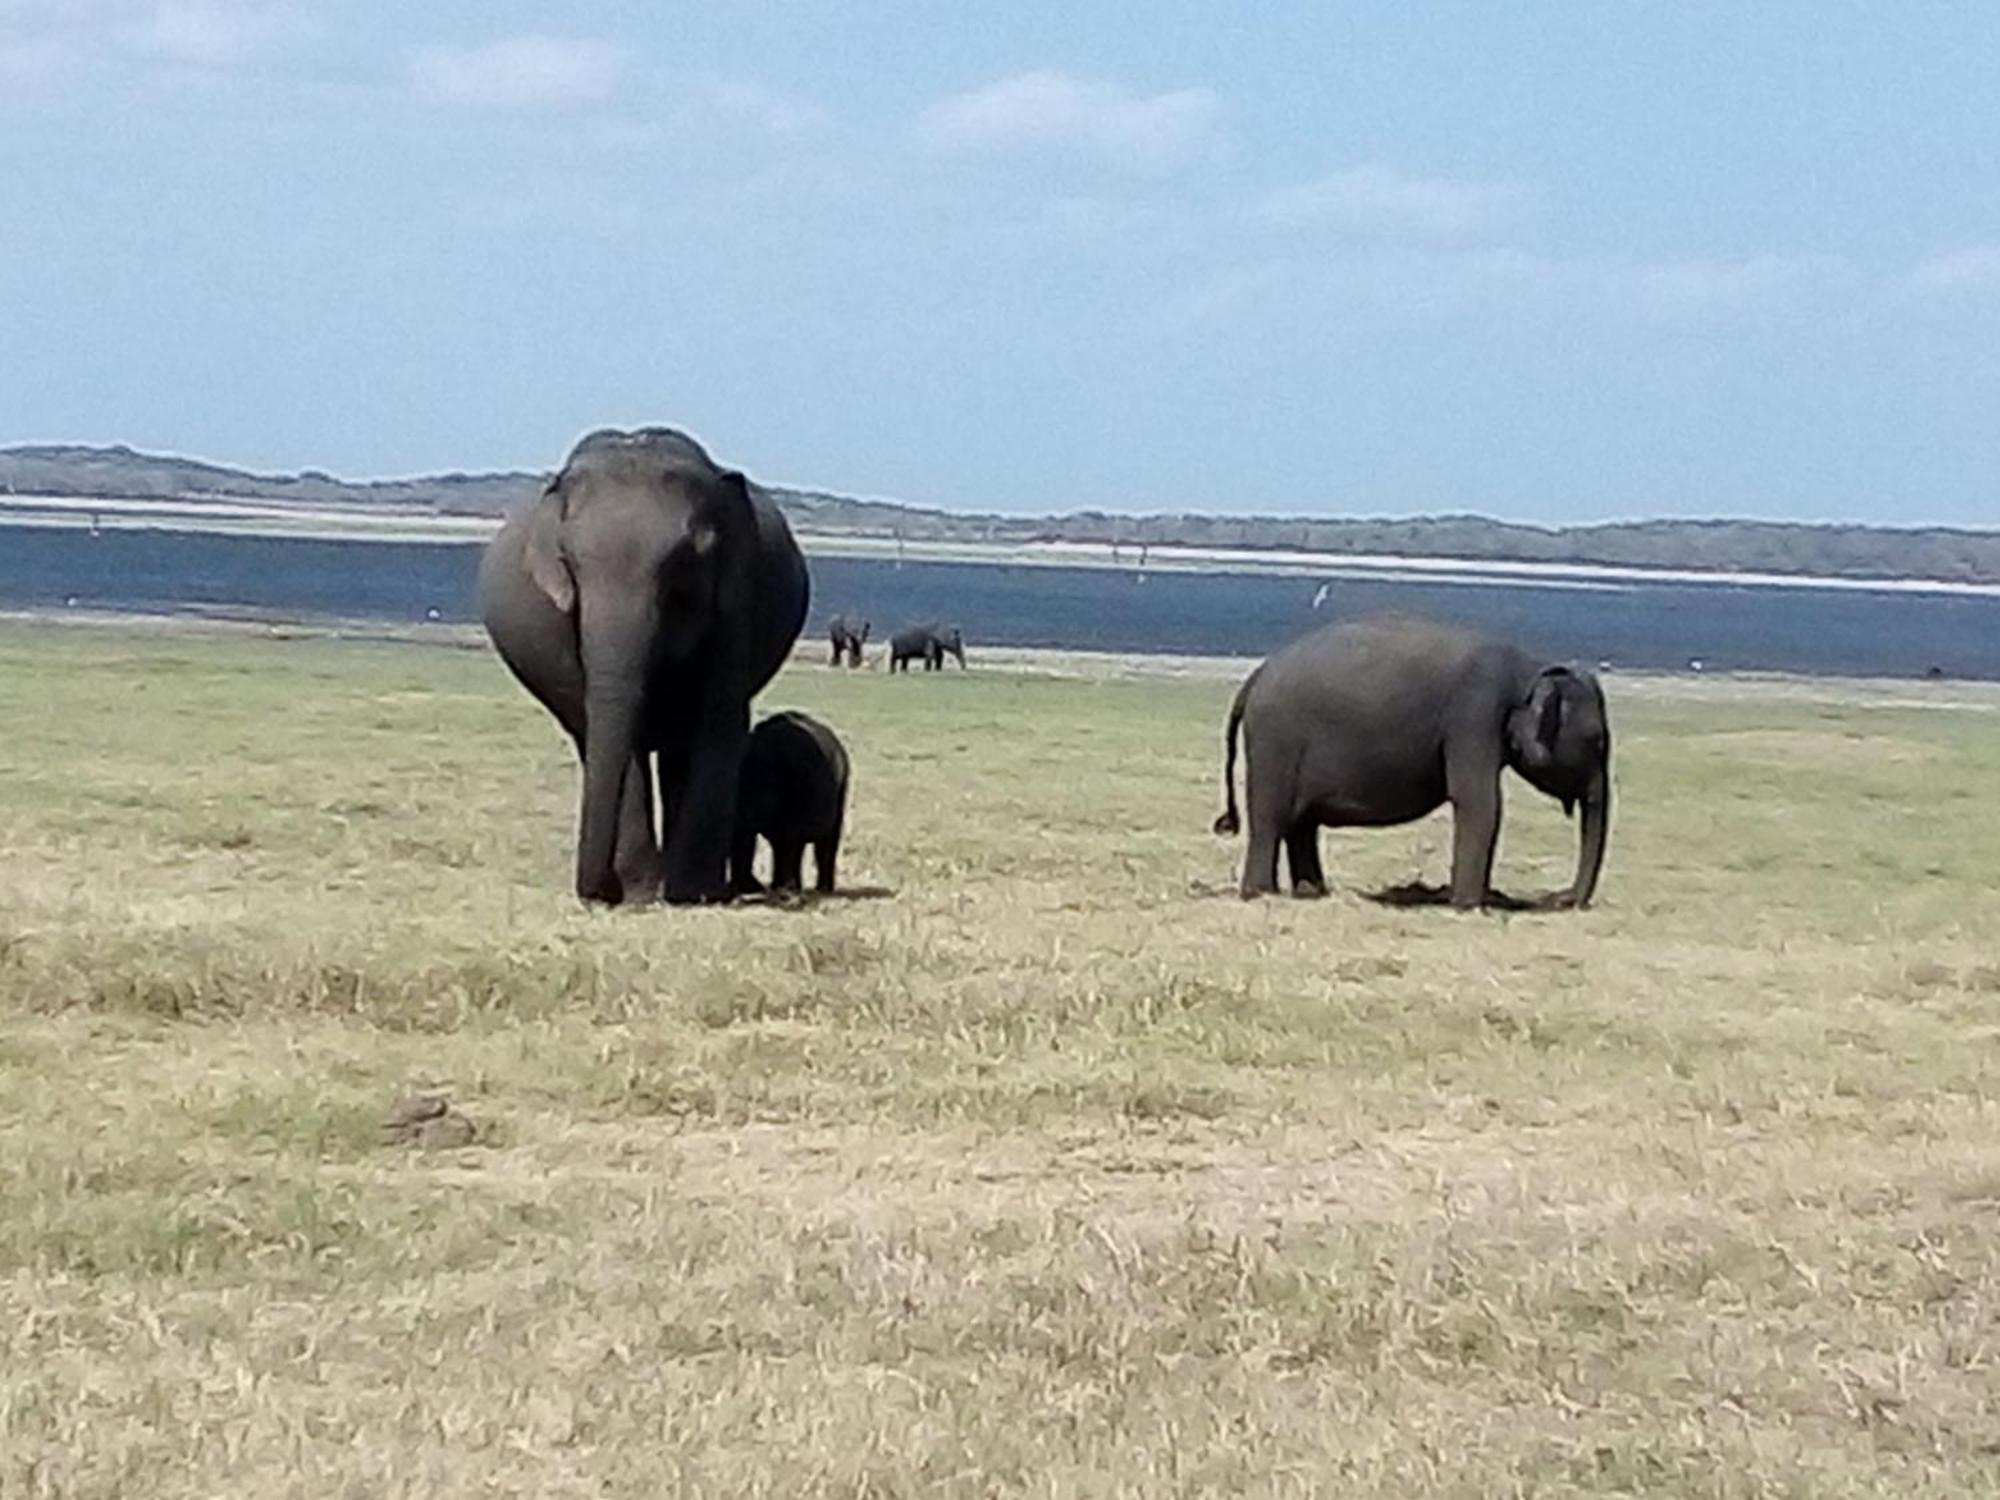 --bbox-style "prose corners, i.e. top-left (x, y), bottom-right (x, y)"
top-left (480, 427), bottom-right (1612, 911)
top-left (828, 615), bottom-right (968, 673)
